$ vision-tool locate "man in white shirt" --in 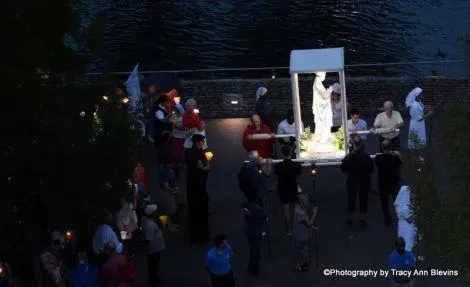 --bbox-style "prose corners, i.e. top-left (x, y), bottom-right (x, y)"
top-left (92, 215), bottom-right (123, 256)
top-left (373, 101), bottom-right (404, 151)
top-left (347, 109), bottom-right (368, 141)
top-left (277, 109), bottom-right (304, 150)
